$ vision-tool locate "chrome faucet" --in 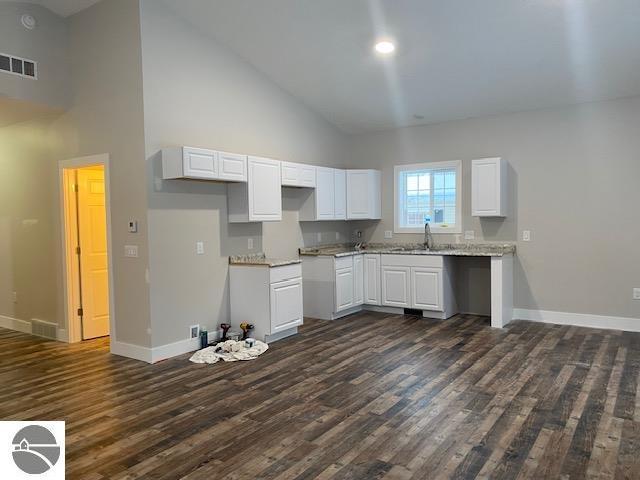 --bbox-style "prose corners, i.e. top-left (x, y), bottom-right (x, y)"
top-left (424, 222), bottom-right (434, 250)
